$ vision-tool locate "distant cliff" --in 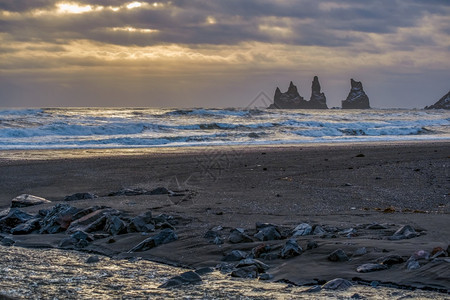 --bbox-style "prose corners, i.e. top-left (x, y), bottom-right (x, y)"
top-left (341, 79), bottom-right (370, 109)
top-left (268, 76), bottom-right (328, 109)
top-left (425, 91), bottom-right (450, 110)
